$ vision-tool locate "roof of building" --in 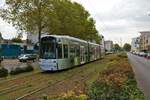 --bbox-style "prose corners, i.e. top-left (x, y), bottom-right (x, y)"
top-left (139, 31), bottom-right (150, 34)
